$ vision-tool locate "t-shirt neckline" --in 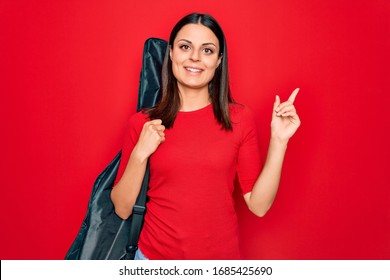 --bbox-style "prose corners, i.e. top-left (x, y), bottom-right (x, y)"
top-left (178, 103), bottom-right (212, 114)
